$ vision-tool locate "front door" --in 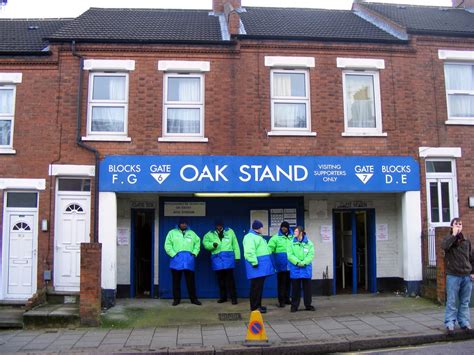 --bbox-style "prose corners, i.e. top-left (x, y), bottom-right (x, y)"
top-left (54, 194), bottom-right (91, 291)
top-left (333, 209), bottom-right (376, 295)
top-left (5, 213), bottom-right (36, 298)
